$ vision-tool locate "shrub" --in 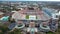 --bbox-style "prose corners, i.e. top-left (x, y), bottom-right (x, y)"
top-left (8, 29), bottom-right (22, 34)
